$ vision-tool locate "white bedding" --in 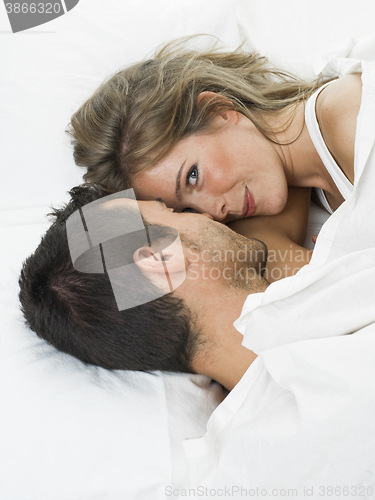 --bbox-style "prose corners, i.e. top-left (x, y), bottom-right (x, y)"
top-left (182, 42), bottom-right (375, 498)
top-left (184, 331), bottom-right (375, 496)
top-left (2, 1), bottom-right (375, 498)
